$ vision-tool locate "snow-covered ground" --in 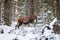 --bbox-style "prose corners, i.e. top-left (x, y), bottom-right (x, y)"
top-left (0, 18), bottom-right (60, 40)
